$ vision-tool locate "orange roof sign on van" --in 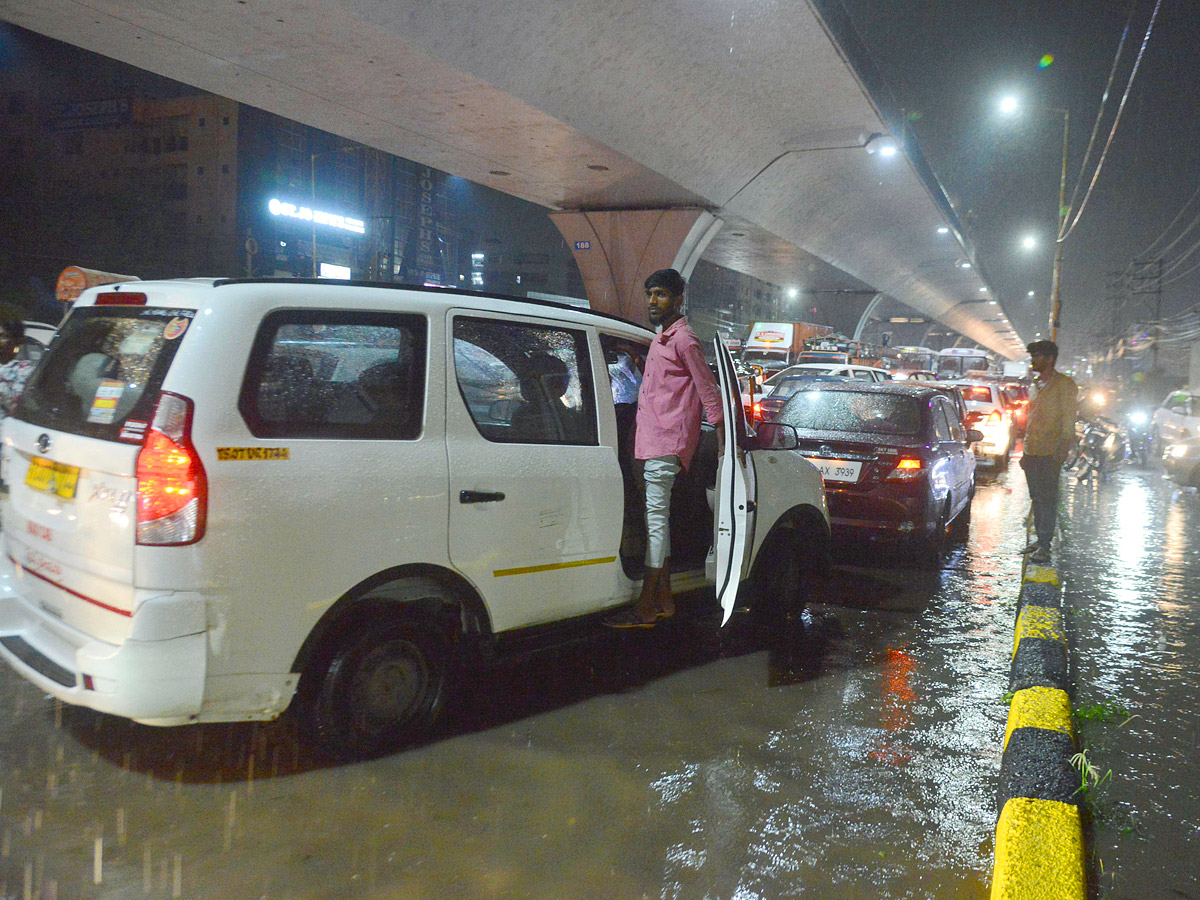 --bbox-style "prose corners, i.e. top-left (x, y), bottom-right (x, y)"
top-left (55, 266), bottom-right (140, 303)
